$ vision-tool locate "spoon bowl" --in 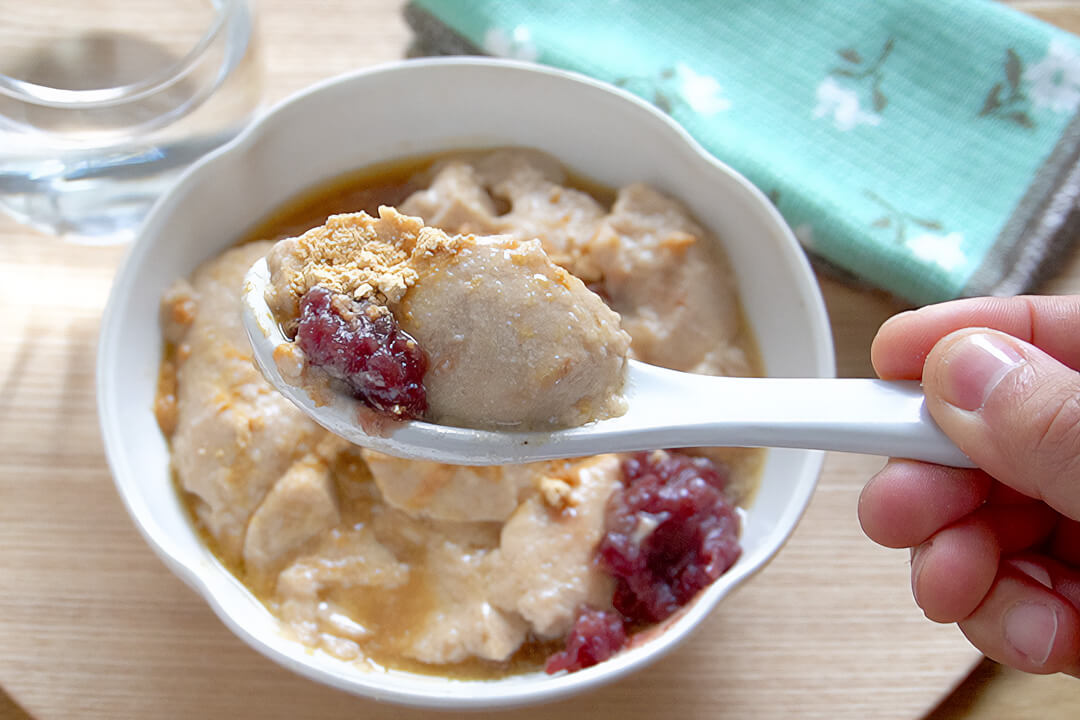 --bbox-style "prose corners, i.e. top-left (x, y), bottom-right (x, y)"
top-left (242, 257), bottom-right (972, 468)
